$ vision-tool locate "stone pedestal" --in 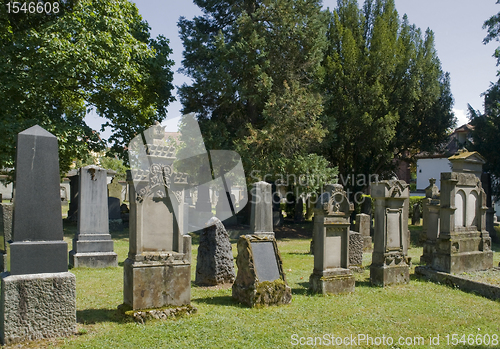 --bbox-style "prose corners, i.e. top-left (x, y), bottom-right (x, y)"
top-left (370, 180), bottom-right (411, 287)
top-left (70, 165), bottom-right (117, 268)
top-left (250, 181), bottom-right (274, 237)
top-left (430, 172), bottom-right (493, 273)
top-left (310, 184), bottom-right (355, 294)
top-left (0, 272), bottom-right (76, 345)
